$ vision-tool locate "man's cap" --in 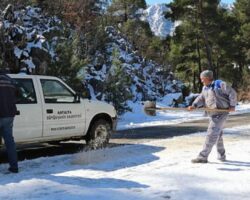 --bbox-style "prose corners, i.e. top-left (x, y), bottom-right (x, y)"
top-left (200, 70), bottom-right (213, 79)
